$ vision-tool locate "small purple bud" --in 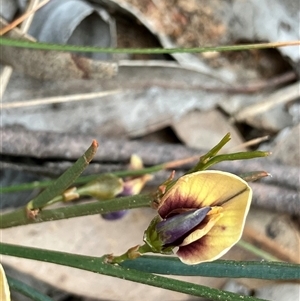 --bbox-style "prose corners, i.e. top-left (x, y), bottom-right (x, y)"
top-left (156, 207), bottom-right (211, 245)
top-left (101, 210), bottom-right (128, 220)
